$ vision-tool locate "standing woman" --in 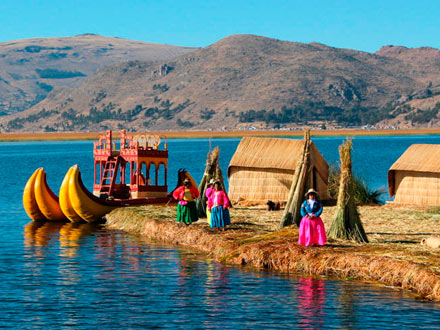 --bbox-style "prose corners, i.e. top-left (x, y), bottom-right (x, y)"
top-left (173, 178), bottom-right (200, 225)
top-left (298, 189), bottom-right (327, 246)
top-left (208, 181), bottom-right (230, 231)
